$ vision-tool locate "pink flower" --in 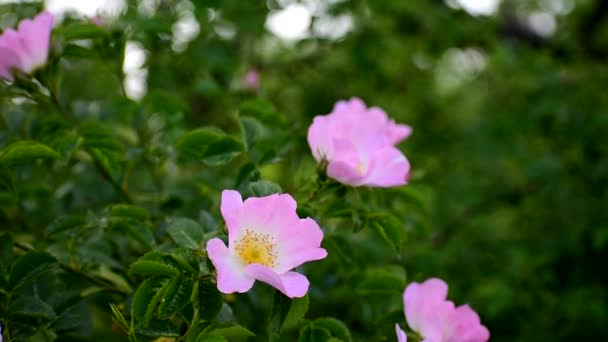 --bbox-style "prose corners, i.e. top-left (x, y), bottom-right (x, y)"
top-left (395, 323), bottom-right (407, 342)
top-left (90, 16), bottom-right (105, 27)
top-left (206, 190), bottom-right (327, 298)
top-left (307, 97), bottom-right (412, 187)
top-left (0, 11), bottom-right (54, 80)
top-left (243, 69), bottom-right (260, 90)
top-left (398, 278), bottom-right (490, 342)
